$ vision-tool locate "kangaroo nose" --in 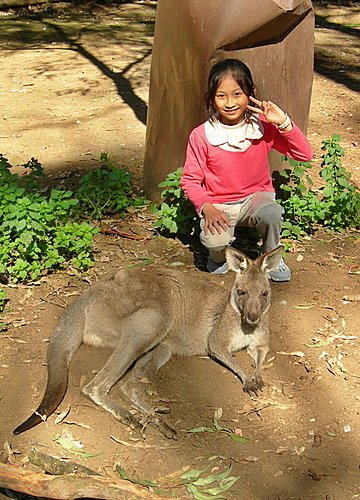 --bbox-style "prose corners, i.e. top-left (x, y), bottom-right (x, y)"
top-left (246, 312), bottom-right (259, 325)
